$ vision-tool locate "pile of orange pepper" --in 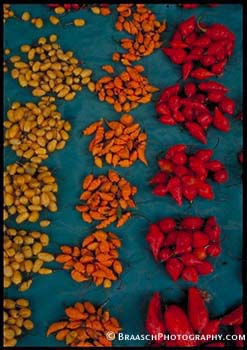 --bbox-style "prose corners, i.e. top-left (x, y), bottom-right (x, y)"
top-left (95, 64), bottom-right (159, 112)
top-left (76, 170), bottom-right (137, 228)
top-left (114, 4), bottom-right (166, 65)
top-left (47, 300), bottom-right (121, 346)
top-left (83, 114), bottom-right (148, 168)
top-left (56, 230), bottom-right (122, 288)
